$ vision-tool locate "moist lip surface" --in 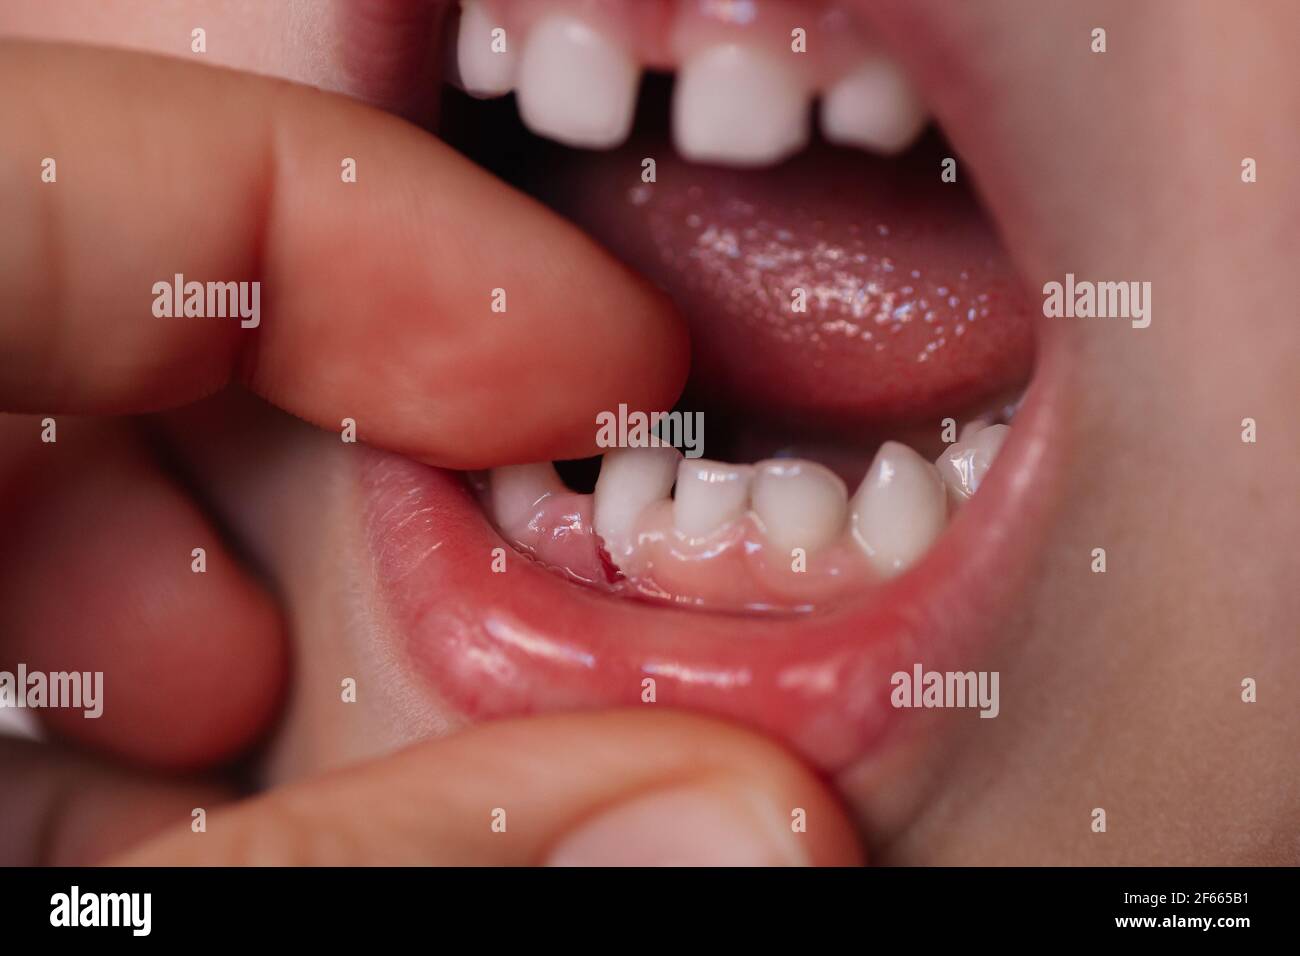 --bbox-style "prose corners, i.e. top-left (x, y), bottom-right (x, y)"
top-left (360, 331), bottom-right (1067, 772)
